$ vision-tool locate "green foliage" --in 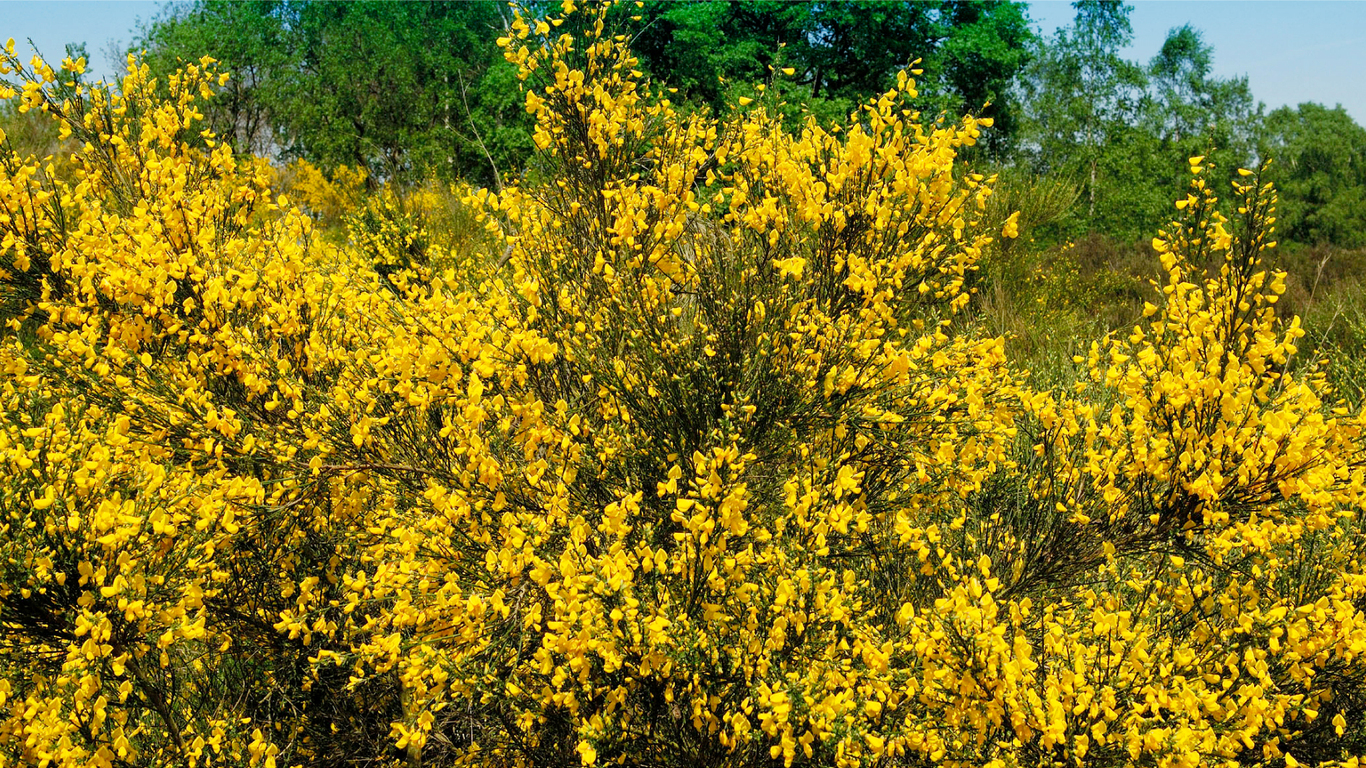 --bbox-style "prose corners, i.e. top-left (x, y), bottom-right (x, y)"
top-left (283, 2), bottom-right (515, 184)
top-left (0, 97), bottom-right (60, 159)
top-left (1261, 103), bottom-right (1366, 248)
top-left (135, 1), bottom-right (292, 155)
top-left (625, 0), bottom-right (1035, 149)
top-left (1018, 2), bottom-right (1260, 242)
top-left (1019, 0), bottom-right (1147, 180)
top-left (1146, 23), bottom-right (1255, 149)
top-left (1138, 24), bottom-right (1259, 223)
top-left (122, 0), bottom-right (1366, 255)
top-left (934, 0), bottom-right (1035, 154)
top-left (623, 1), bottom-right (789, 108)
top-left (134, 0), bottom-right (534, 186)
